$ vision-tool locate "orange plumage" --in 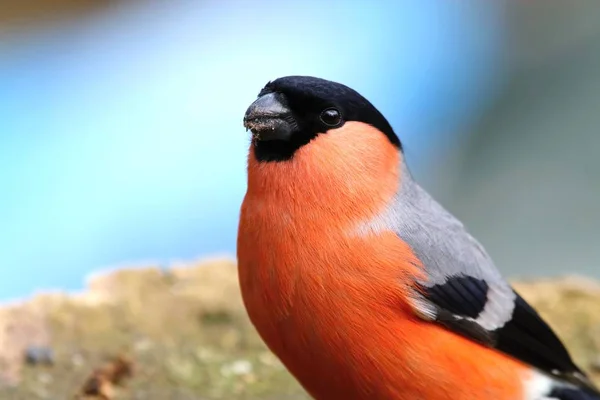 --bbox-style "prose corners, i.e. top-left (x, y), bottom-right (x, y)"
top-left (239, 123), bottom-right (527, 399)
